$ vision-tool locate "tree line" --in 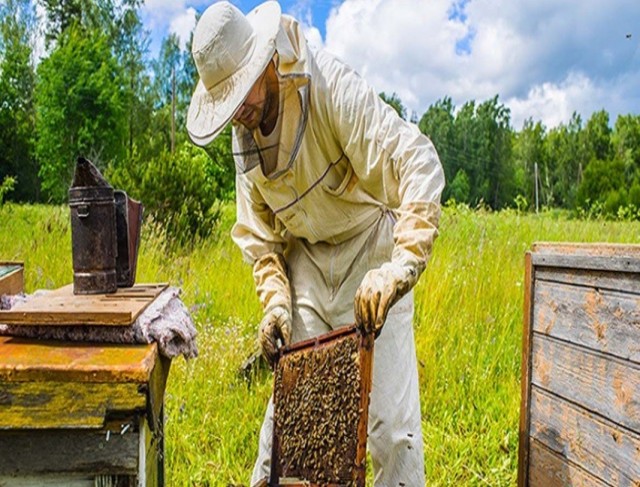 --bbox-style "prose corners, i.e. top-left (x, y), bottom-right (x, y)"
top-left (1, 0), bottom-right (639, 243)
